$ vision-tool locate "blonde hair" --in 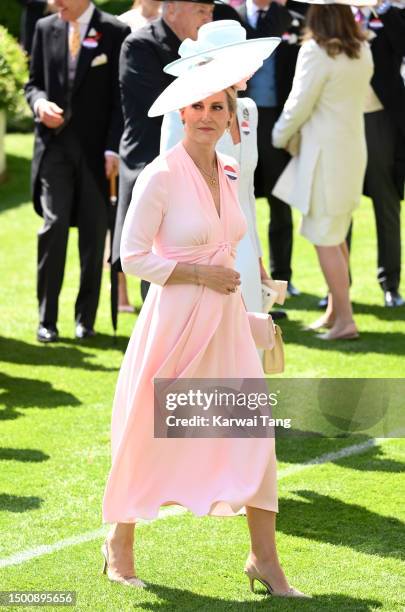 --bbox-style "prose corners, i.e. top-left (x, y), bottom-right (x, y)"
top-left (225, 87), bottom-right (237, 116)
